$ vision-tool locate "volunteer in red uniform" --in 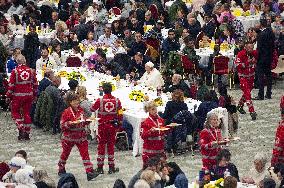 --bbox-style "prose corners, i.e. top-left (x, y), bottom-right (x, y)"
top-left (58, 92), bottom-right (98, 181)
top-left (199, 111), bottom-right (228, 170)
top-left (140, 101), bottom-right (168, 168)
top-left (235, 41), bottom-right (258, 120)
top-left (271, 95), bottom-right (284, 166)
top-left (6, 55), bottom-right (38, 140)
top-left (91, 82), bottom-right (122, 174)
